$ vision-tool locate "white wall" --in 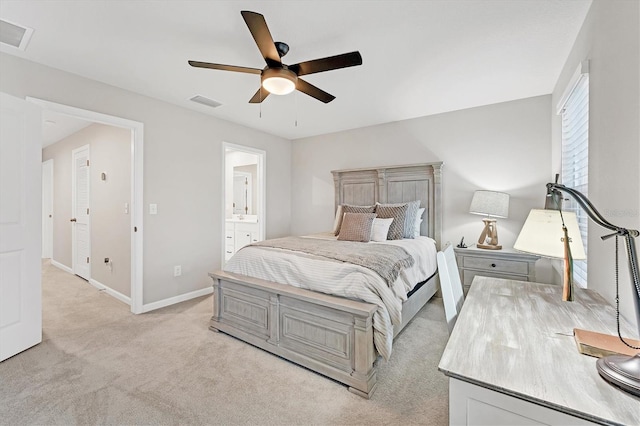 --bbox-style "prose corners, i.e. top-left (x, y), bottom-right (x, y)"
top-left (0, 53), bottom-right (292, 306)
top-left (291, 95), bottom-right (553, 282)
top-left (551, 0), bottom-right (639, 334)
